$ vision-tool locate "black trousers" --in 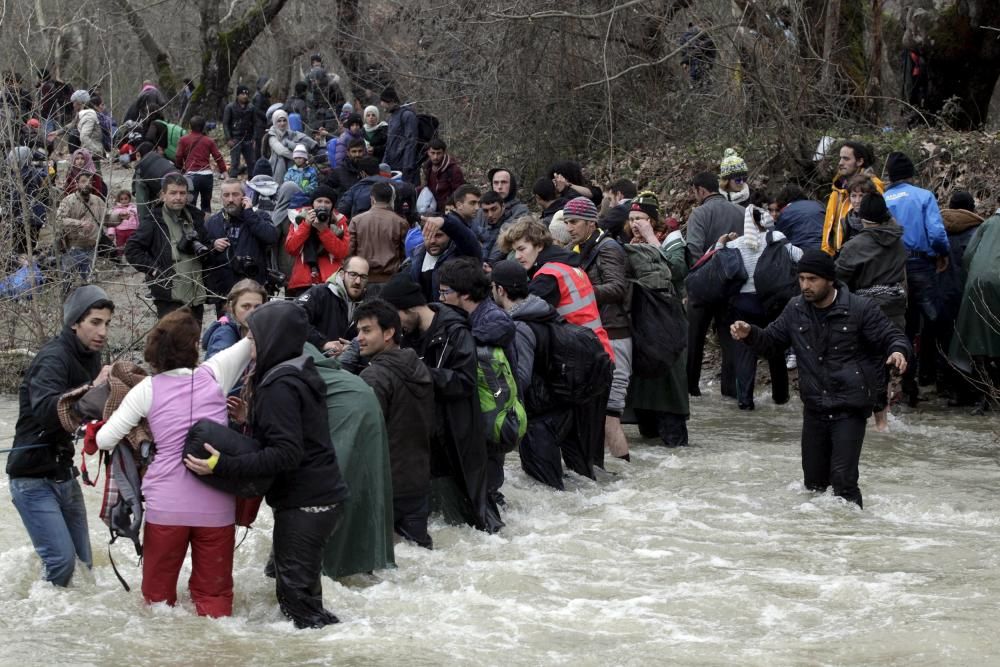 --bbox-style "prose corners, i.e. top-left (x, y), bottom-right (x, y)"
top-left (154, 300), bottom-right (204, 326)
top-left (687, 303), bottom-right (737, 396)
top-left (635, 409), bottom-right (689, 447)
top-left (272, 505), bottom-right (343, 629)
top-left (189, 173), bottom-right (214, 213)
top-left (800, 411), bottom-right (867, 508)
top-left (729, 294), bottom-right (789, 408)
top-left (393, 494), bottom-right (432, 550)
top-left (486, 450), bottom-right (506, 506)
top-left (519, 413), bottom-right (568, 491)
